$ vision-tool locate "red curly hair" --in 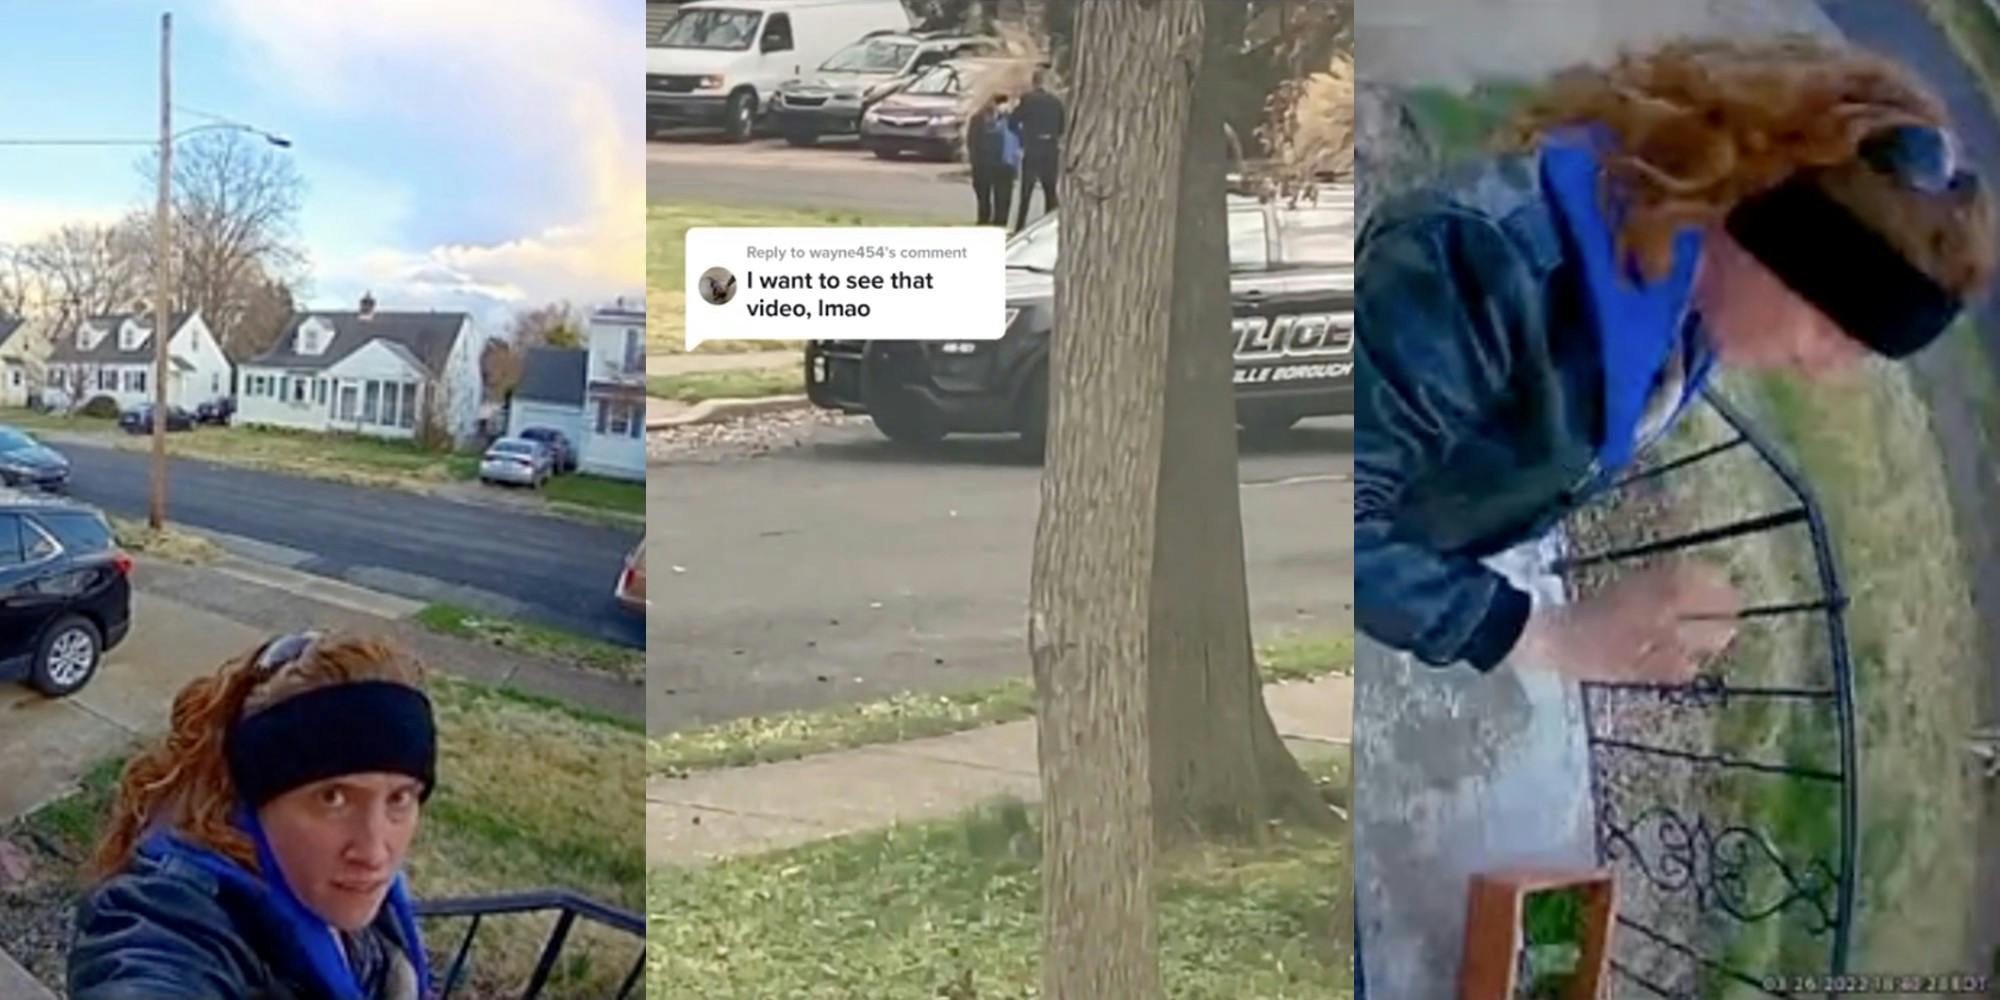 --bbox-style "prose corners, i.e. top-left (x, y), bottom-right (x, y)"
top-left (1508, 36), bottom-right (1994, 294)
top-left (88, 634), bottom-right (427, 881)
